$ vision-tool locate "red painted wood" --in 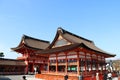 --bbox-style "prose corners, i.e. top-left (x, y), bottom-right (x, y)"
top-left (35, 74), bottom-right (106, 80)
